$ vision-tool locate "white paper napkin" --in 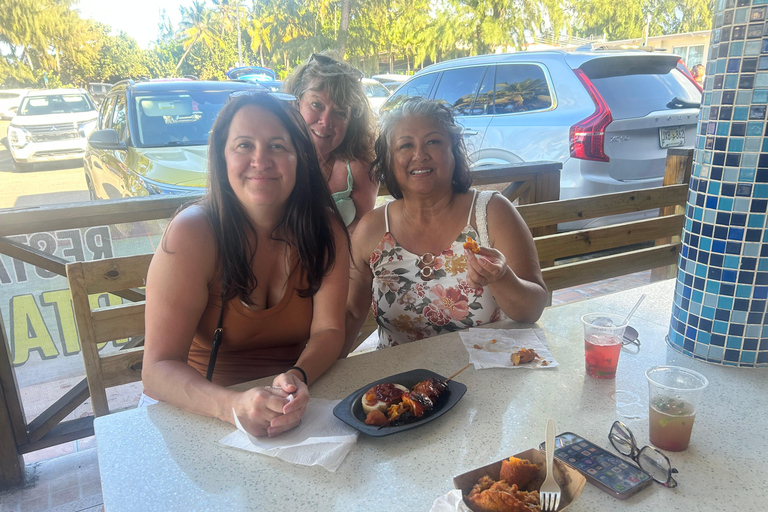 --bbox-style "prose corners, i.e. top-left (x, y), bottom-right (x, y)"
top-left (459, 327), bottom-right (558, 370)
top-left (430, 489), bottom-right (472, 512)
top-left (219, 398), bottom-right (359, 472)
